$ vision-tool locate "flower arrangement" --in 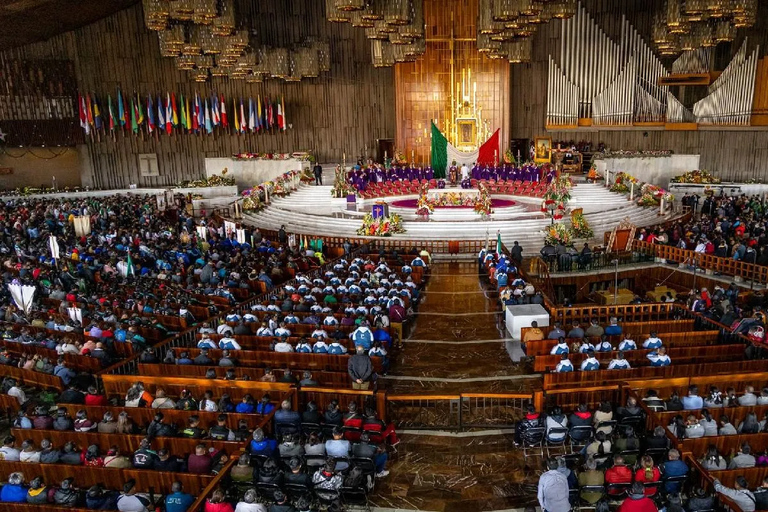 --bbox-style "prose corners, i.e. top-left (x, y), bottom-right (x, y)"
top-left (544, 222), bottom-right (572, 246)
top-left (177, 172), bottom-right (236, 188)
top-left (609, 172), bottom-right (637, 193)
top-left (356, 213), bottom-right (406, 237)
top-left (331, 165), bottom-right (355, 198)
top-left (592, 150), bottom-right (673, 162)
top-left (504, 149), bottom-right (514, 164)
top-left (474, 182), bottom-right (493, 218)
top-left (670, 169), bottom-right (721, 184)
top-left (637, 183), bottom-right (674, 207)
top-left (241, 170), bottom-right (301, 205)
top-left (586, 166), bottom-right (602, 183)
top-left (232, 152), bottom-right (313, 161)
top-left (570, 210), bottom-right (593, 239)
top-left (543, 176), bottom-right (573, 206)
